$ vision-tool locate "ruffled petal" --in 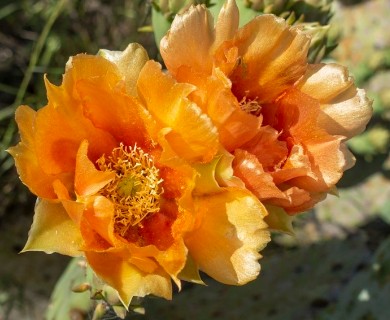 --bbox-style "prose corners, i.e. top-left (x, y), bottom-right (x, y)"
top-left (297, 63), bottom-right (373, 139)
top-left (240, 125), bottom-right (288, 171)
top-left (186, 188), bottom-right (270, 285)
top-left (138, 61), bottom-right (219, 162)
top-left (22, 199), bottom-right (83, 256)
top-left (276, 89), bottom-right (348, 190)
top-left (85, 250), bottom-right (172, 306)
top-left (219, 14), bottom-right (310, 103)
top-left (233, 149), bottom-right (286, 201)
top-left (271, 144), bottom-right (314, 185)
